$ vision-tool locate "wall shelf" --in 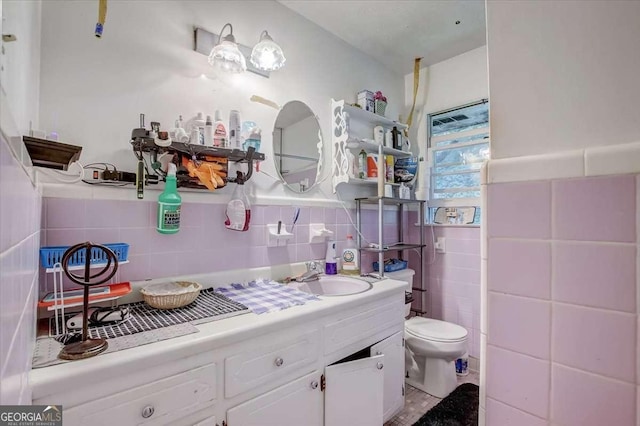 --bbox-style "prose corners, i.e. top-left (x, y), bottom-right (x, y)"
top-left (341, 103), bottom-right (408, 130)
top-left (346, 139), bottom-right (411, 158)
top-left (345, 177), bottom-right (400, 187)
top-left (360, 244), bottom-right (425, 253)
top-left (131, 139), bottom-right (265, 186)
top-left (331, 99), bottom-right (412, 193)
top-left (355, 196), bottom-right (423, 205)
top-left (131, 139), bottom-right (265, 163)
top-left (355, 198), bottom-right (426, 299)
